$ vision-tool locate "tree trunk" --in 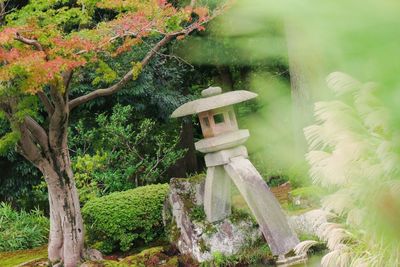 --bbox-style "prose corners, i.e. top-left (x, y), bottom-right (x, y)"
top-left (39, 159), bottom-right (84, 267)
top-left (285, 23), bottom-right (321, 155)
